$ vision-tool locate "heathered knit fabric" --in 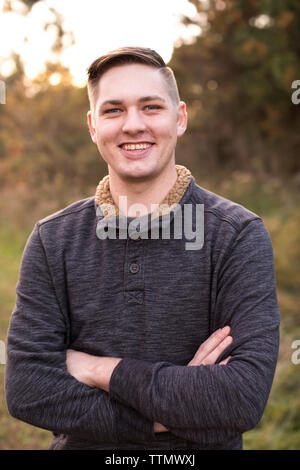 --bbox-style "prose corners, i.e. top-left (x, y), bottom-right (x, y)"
top-left (5, 175), bottom-right (280, 450)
